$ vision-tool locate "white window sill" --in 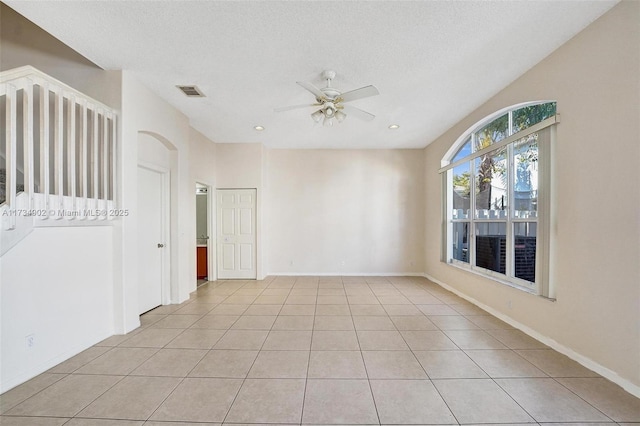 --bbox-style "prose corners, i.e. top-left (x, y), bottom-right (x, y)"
top-left (445, 260), bottom-right (556, 302)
